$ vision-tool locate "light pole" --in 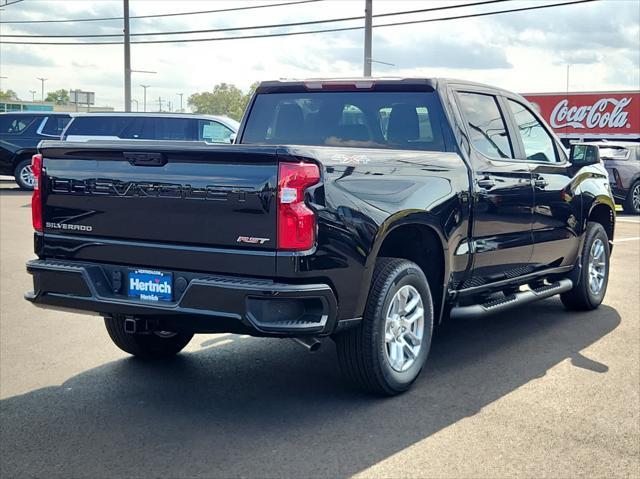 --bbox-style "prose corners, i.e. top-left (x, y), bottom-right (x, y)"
top-left (177, 93), bottom-right (183, 112)
top-left (131, 99), bottom-right (139, 111)
top-left (37, 77), bottom-right (47, 101)
top-left (29, 90), bottom-right (36, 101)
top-left (140, 84), bottom-right (149, 112)
top-left (363, 0), bottom-right (372, 77)
top-left (123, 0), bottom-right (131, 112)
